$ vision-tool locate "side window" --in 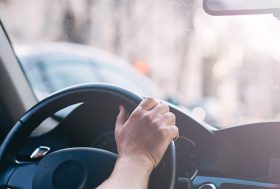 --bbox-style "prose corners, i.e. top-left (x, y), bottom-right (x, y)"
top-left (42, 57), bottom-right (100, 92)
top-left (20, 56), bottom-right (51, 94)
